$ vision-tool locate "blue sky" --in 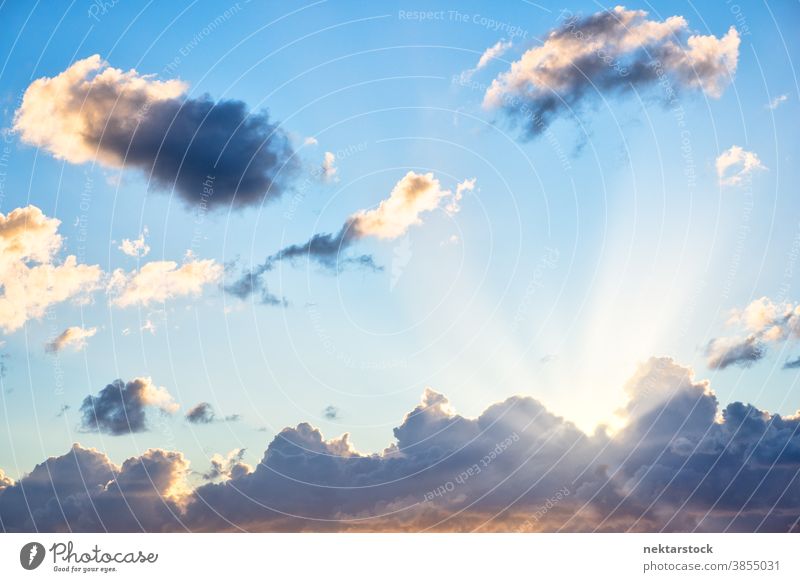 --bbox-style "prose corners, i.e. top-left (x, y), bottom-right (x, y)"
top-left (0, 0), bottom-right (799, 533)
